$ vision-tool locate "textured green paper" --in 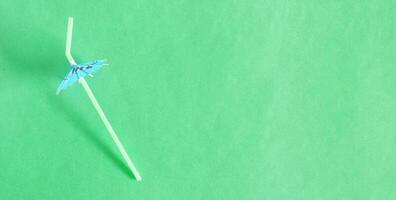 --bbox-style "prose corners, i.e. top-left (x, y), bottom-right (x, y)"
top-left (1, 0), bottom-right (395, 199)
